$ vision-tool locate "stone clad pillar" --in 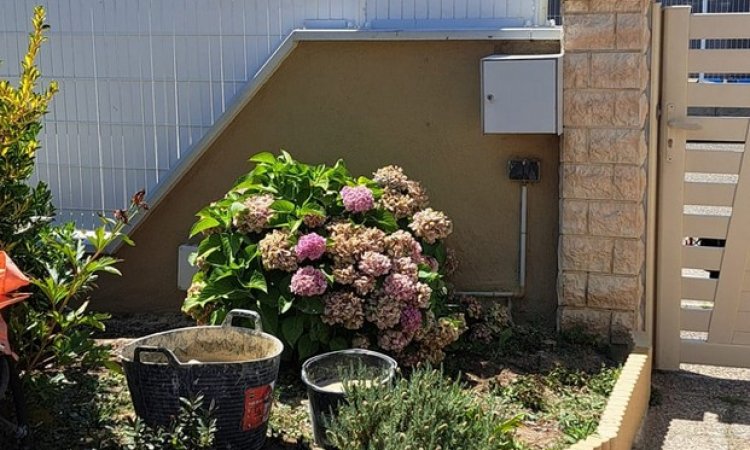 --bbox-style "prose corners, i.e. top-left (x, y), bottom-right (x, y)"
top-left (559, 0), bottom-right (652, 344)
